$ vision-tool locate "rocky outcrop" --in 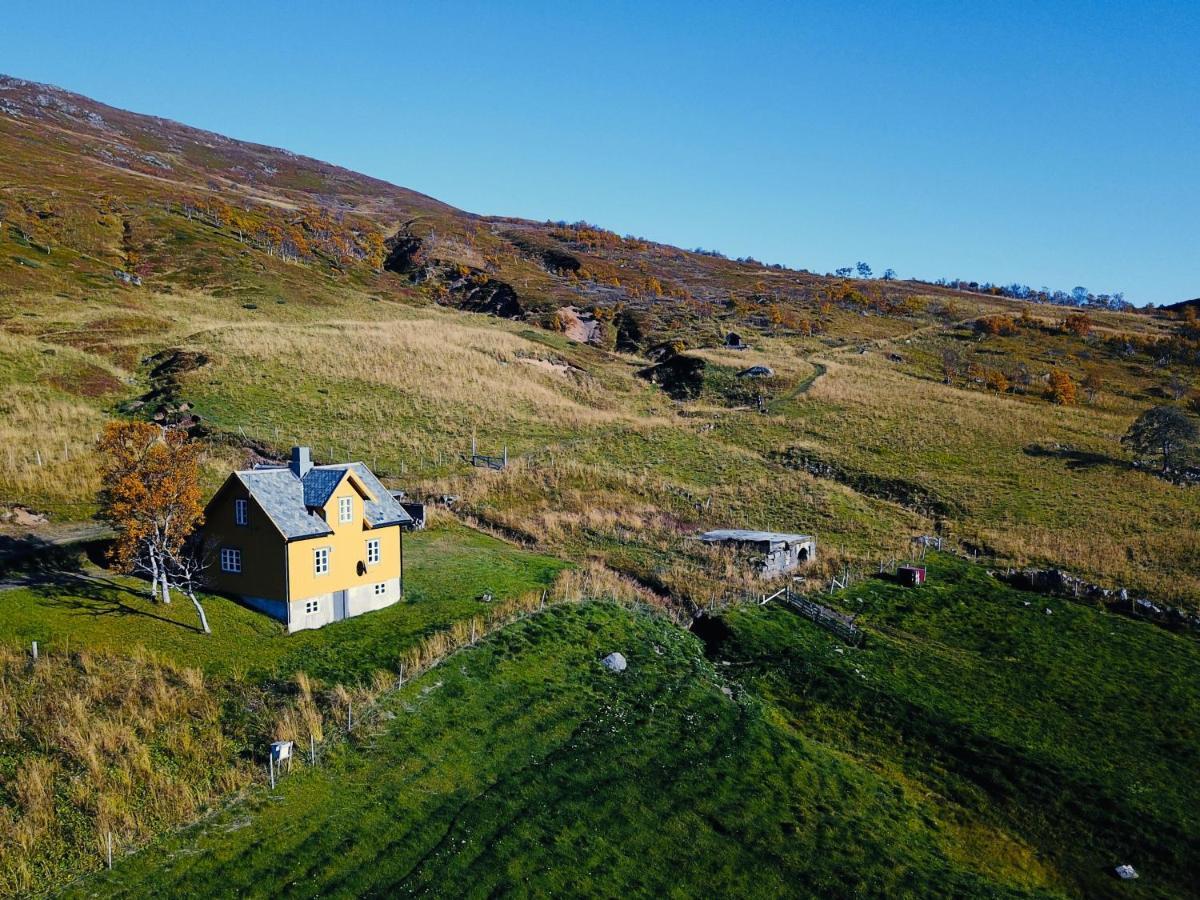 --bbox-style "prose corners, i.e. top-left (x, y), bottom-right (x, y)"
top-left (998, 567), bottom-right (1200, 633)
top-left (775, 448), bottom-right (961, 519)
top-left (121, 348), bottom-right (208, 433)
top-left (384, 231), bottom-right (524, 319)
top-left (383, 235), bottom-right (424, 275)
top-left (637, 355), bottom-right (706, 400)
top-left (457, 278), bottom-right (523, 318)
